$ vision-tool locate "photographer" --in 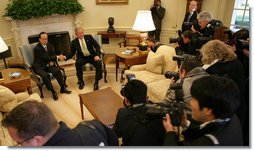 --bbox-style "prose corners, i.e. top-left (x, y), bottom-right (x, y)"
top-left (191, 11), bottom-right (215, 39)
top-left (175, 30), bottom-right (199, 56)
top-left (148, 0), bottom-right (166, 41)
top-left (113, 79), bottom-right (165, 146)
top-left (181, 0), bottom-right (198, 32)
top-left (163, 57), bottom-right (207, 116)
top-left (163, 76), bottom-right (243, 146)
top-left (146, 36), bottom-right (164, 53)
